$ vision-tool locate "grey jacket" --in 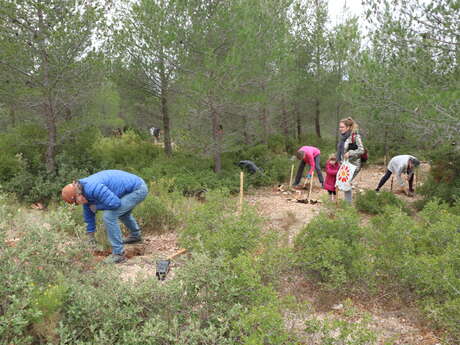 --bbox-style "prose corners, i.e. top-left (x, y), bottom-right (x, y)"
top-left (388, 155), bottom-right (417, 187)
top-left (344, 132), bottom-right (364, 178)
